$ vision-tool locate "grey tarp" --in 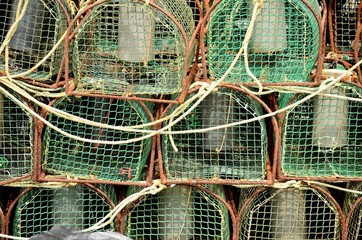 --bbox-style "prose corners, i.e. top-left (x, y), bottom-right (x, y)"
top-left (28, 226), bottom-right (132, 240)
